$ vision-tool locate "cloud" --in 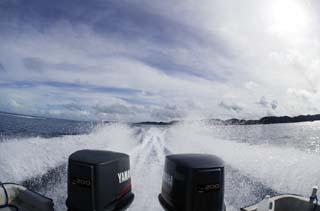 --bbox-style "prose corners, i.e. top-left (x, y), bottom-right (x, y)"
top-left (245, 81), bottom-right (259, 90)
top-left (1, 0), bottom-right (320, 121)
top-left (256, 96), bottom-right (278, 111)
top-left (151, 104), bottom-right (184, 121)
top-left (218, 101), bottom-right (243, 113)
top-left (63, 103), bottom-right (83, 111)
top-left (257, 96), bottom-right (269, 108)
top-left (287, 88), bottom-right (314, 101)
top-left (23, 57), bottom-right (45, 73)
top-left (270, 100), bottom-right (278, 110)
top-left (93, 104), bottom-right (136, 115)
top-left (0, 63), bottom-right (6, 73)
